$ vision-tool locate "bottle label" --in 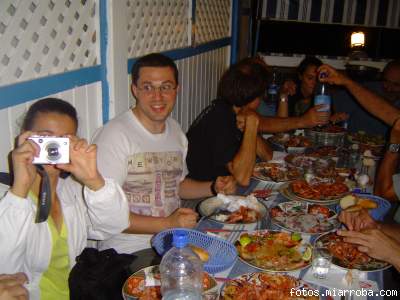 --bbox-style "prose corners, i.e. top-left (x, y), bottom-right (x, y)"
top-left (314, 95), bottom-right (331, 112)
